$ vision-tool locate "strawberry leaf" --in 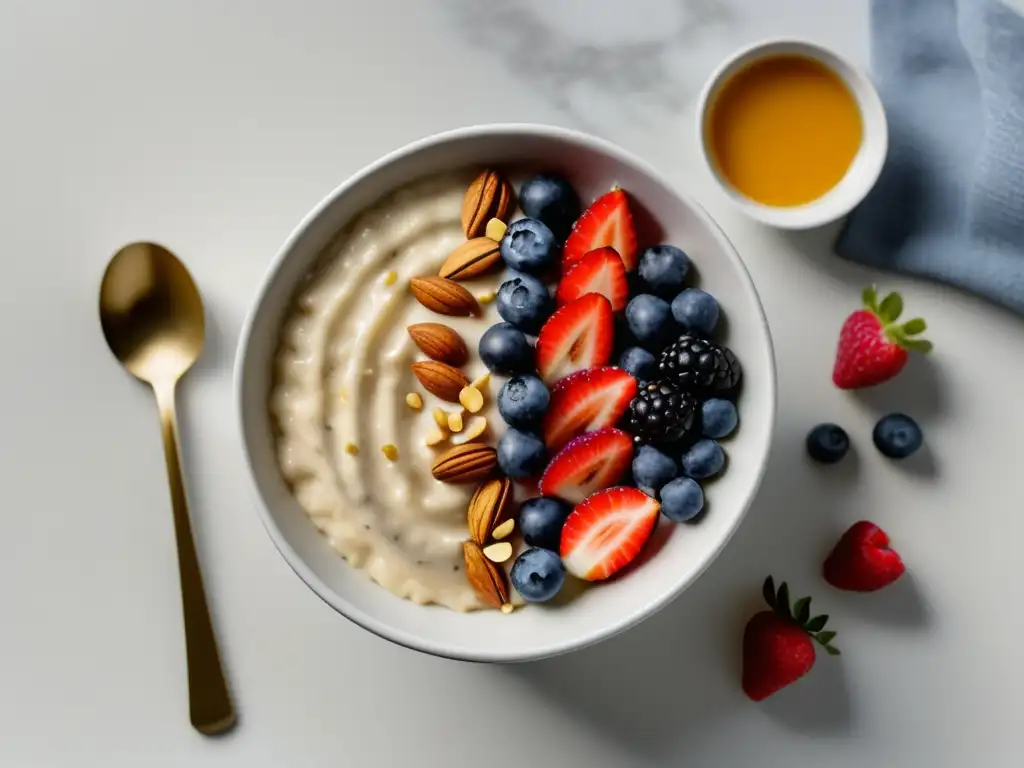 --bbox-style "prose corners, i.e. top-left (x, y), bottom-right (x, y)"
top-left (902, 317), bottom-right (927, 335)
top-left (805, 614), bottom-right (829, 633)
top-left (903, 338), bottom-right (933, 354)
top-left (793, 596), bottom-right (811, 625)
top-left (862, 285), bottom-right (879, 313)
top-left (879, 292), bottom-right (903, 324)
top-left (815, 630), bottom-right (836, 646)
top-left (824, 645), bottom-right (841, 656)
top-left (762, 576), bottom-right (777, 610)
top-left (776, 582), bottom-right (791, 619)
